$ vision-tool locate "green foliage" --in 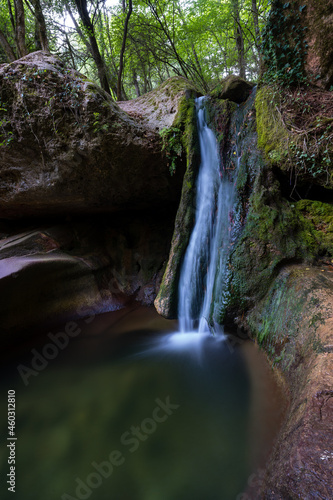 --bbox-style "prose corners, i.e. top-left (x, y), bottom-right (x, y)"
top-left (261, 0), bottom-right (308, 85)
top-left (0, 0), bottom-right (271, 98)
top-left (0, 0), bottom-right (37, 61)
top-left (159, 126), bottom-right (183, 175)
